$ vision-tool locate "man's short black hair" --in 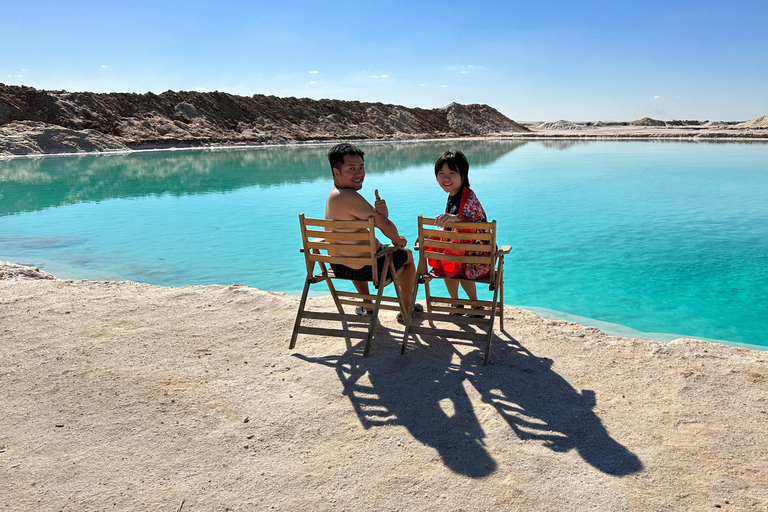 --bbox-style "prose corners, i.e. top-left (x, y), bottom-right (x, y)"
top-left (328, 143), bottom-right (365, 172)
